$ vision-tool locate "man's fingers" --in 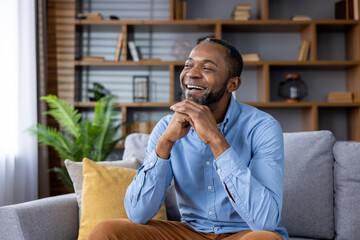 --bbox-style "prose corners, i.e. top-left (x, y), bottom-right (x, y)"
top-left (175, 112), bottom-right (195, 126)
